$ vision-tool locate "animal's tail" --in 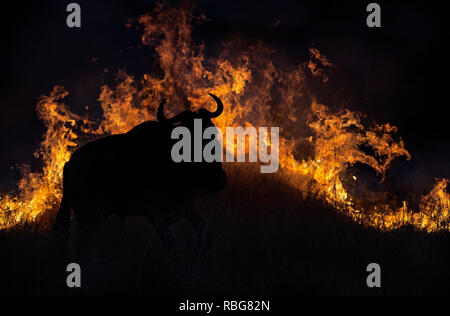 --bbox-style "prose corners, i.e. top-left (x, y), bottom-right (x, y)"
top-left (55, 165), bottom-right (72, 234)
